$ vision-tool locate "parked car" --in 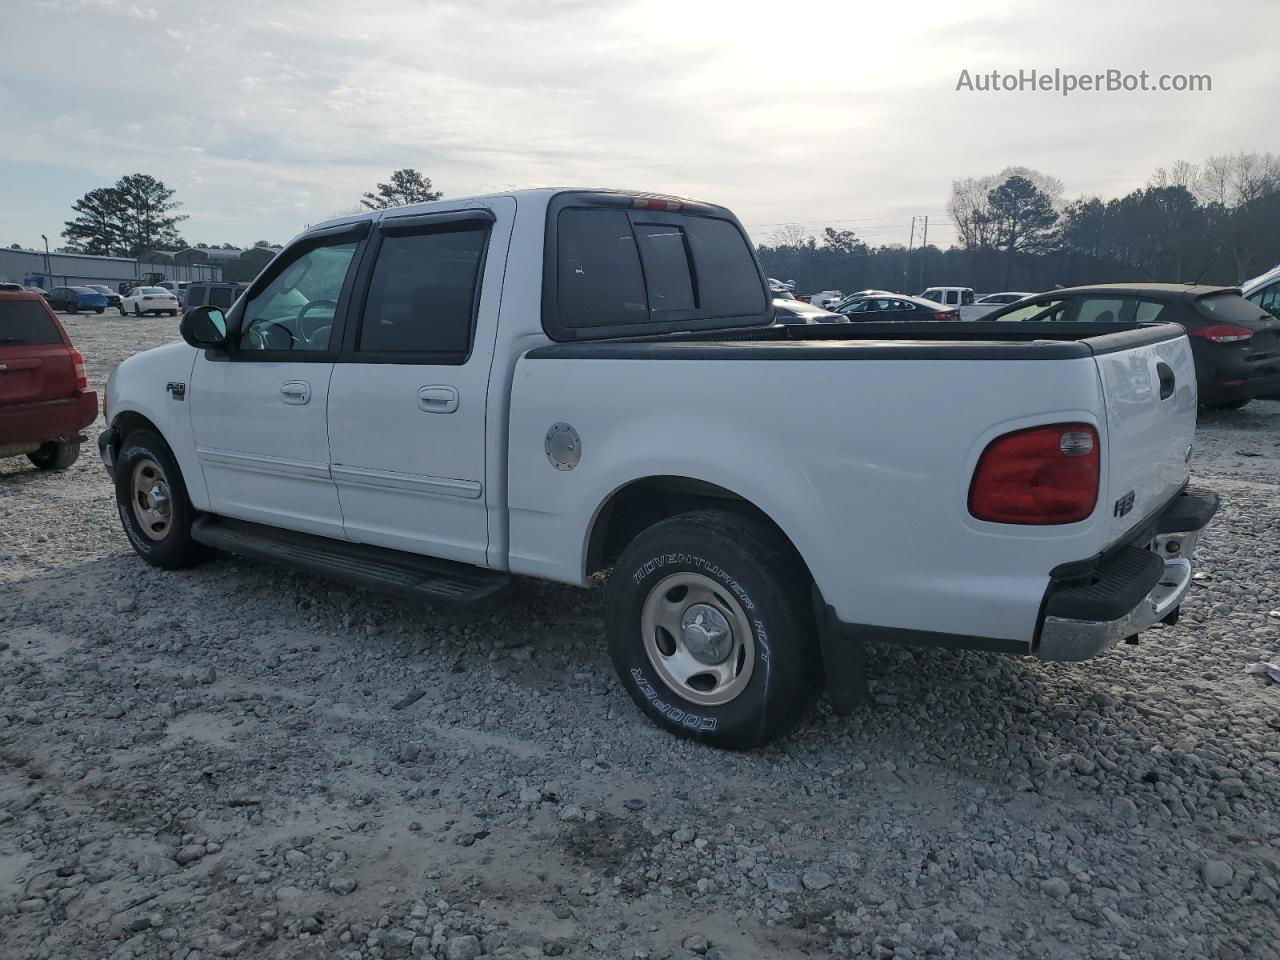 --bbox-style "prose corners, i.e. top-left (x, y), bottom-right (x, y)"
top-left (920, 286), bottom-right (975, 308)
top-left (771, 298), bottom-right (845, 323)
top-left (46, 285), bottom-right (108, 314)
top-left (0, 282), bottom-right (25, 292)
top-left (0, 288), bottom-right (98, 469)
top-left (183, 281), bottom-right (249, 312)
top-left (25, 286), bottom-right (51, 300)
top-left (1242, 264), bottom-right (1280, 321)
top-left (99, 188), bottom-right (1216, 748)
top-left (85, 284), bottom-right (123, 309)
top-left (964, 291), bottom-right (1036, 320)
top-left (156, 281), bottom-right (190, 299)
top-left (829, 289), bottom-right (894, 311)
top-left (805, 289), bottom-right (844, 308)
top-left (984, 283), bottom-right (1280, 409)
top-left (120, 286), bottom-right (180, 317)
top-left (834, 293), bottom-right (958, 321)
